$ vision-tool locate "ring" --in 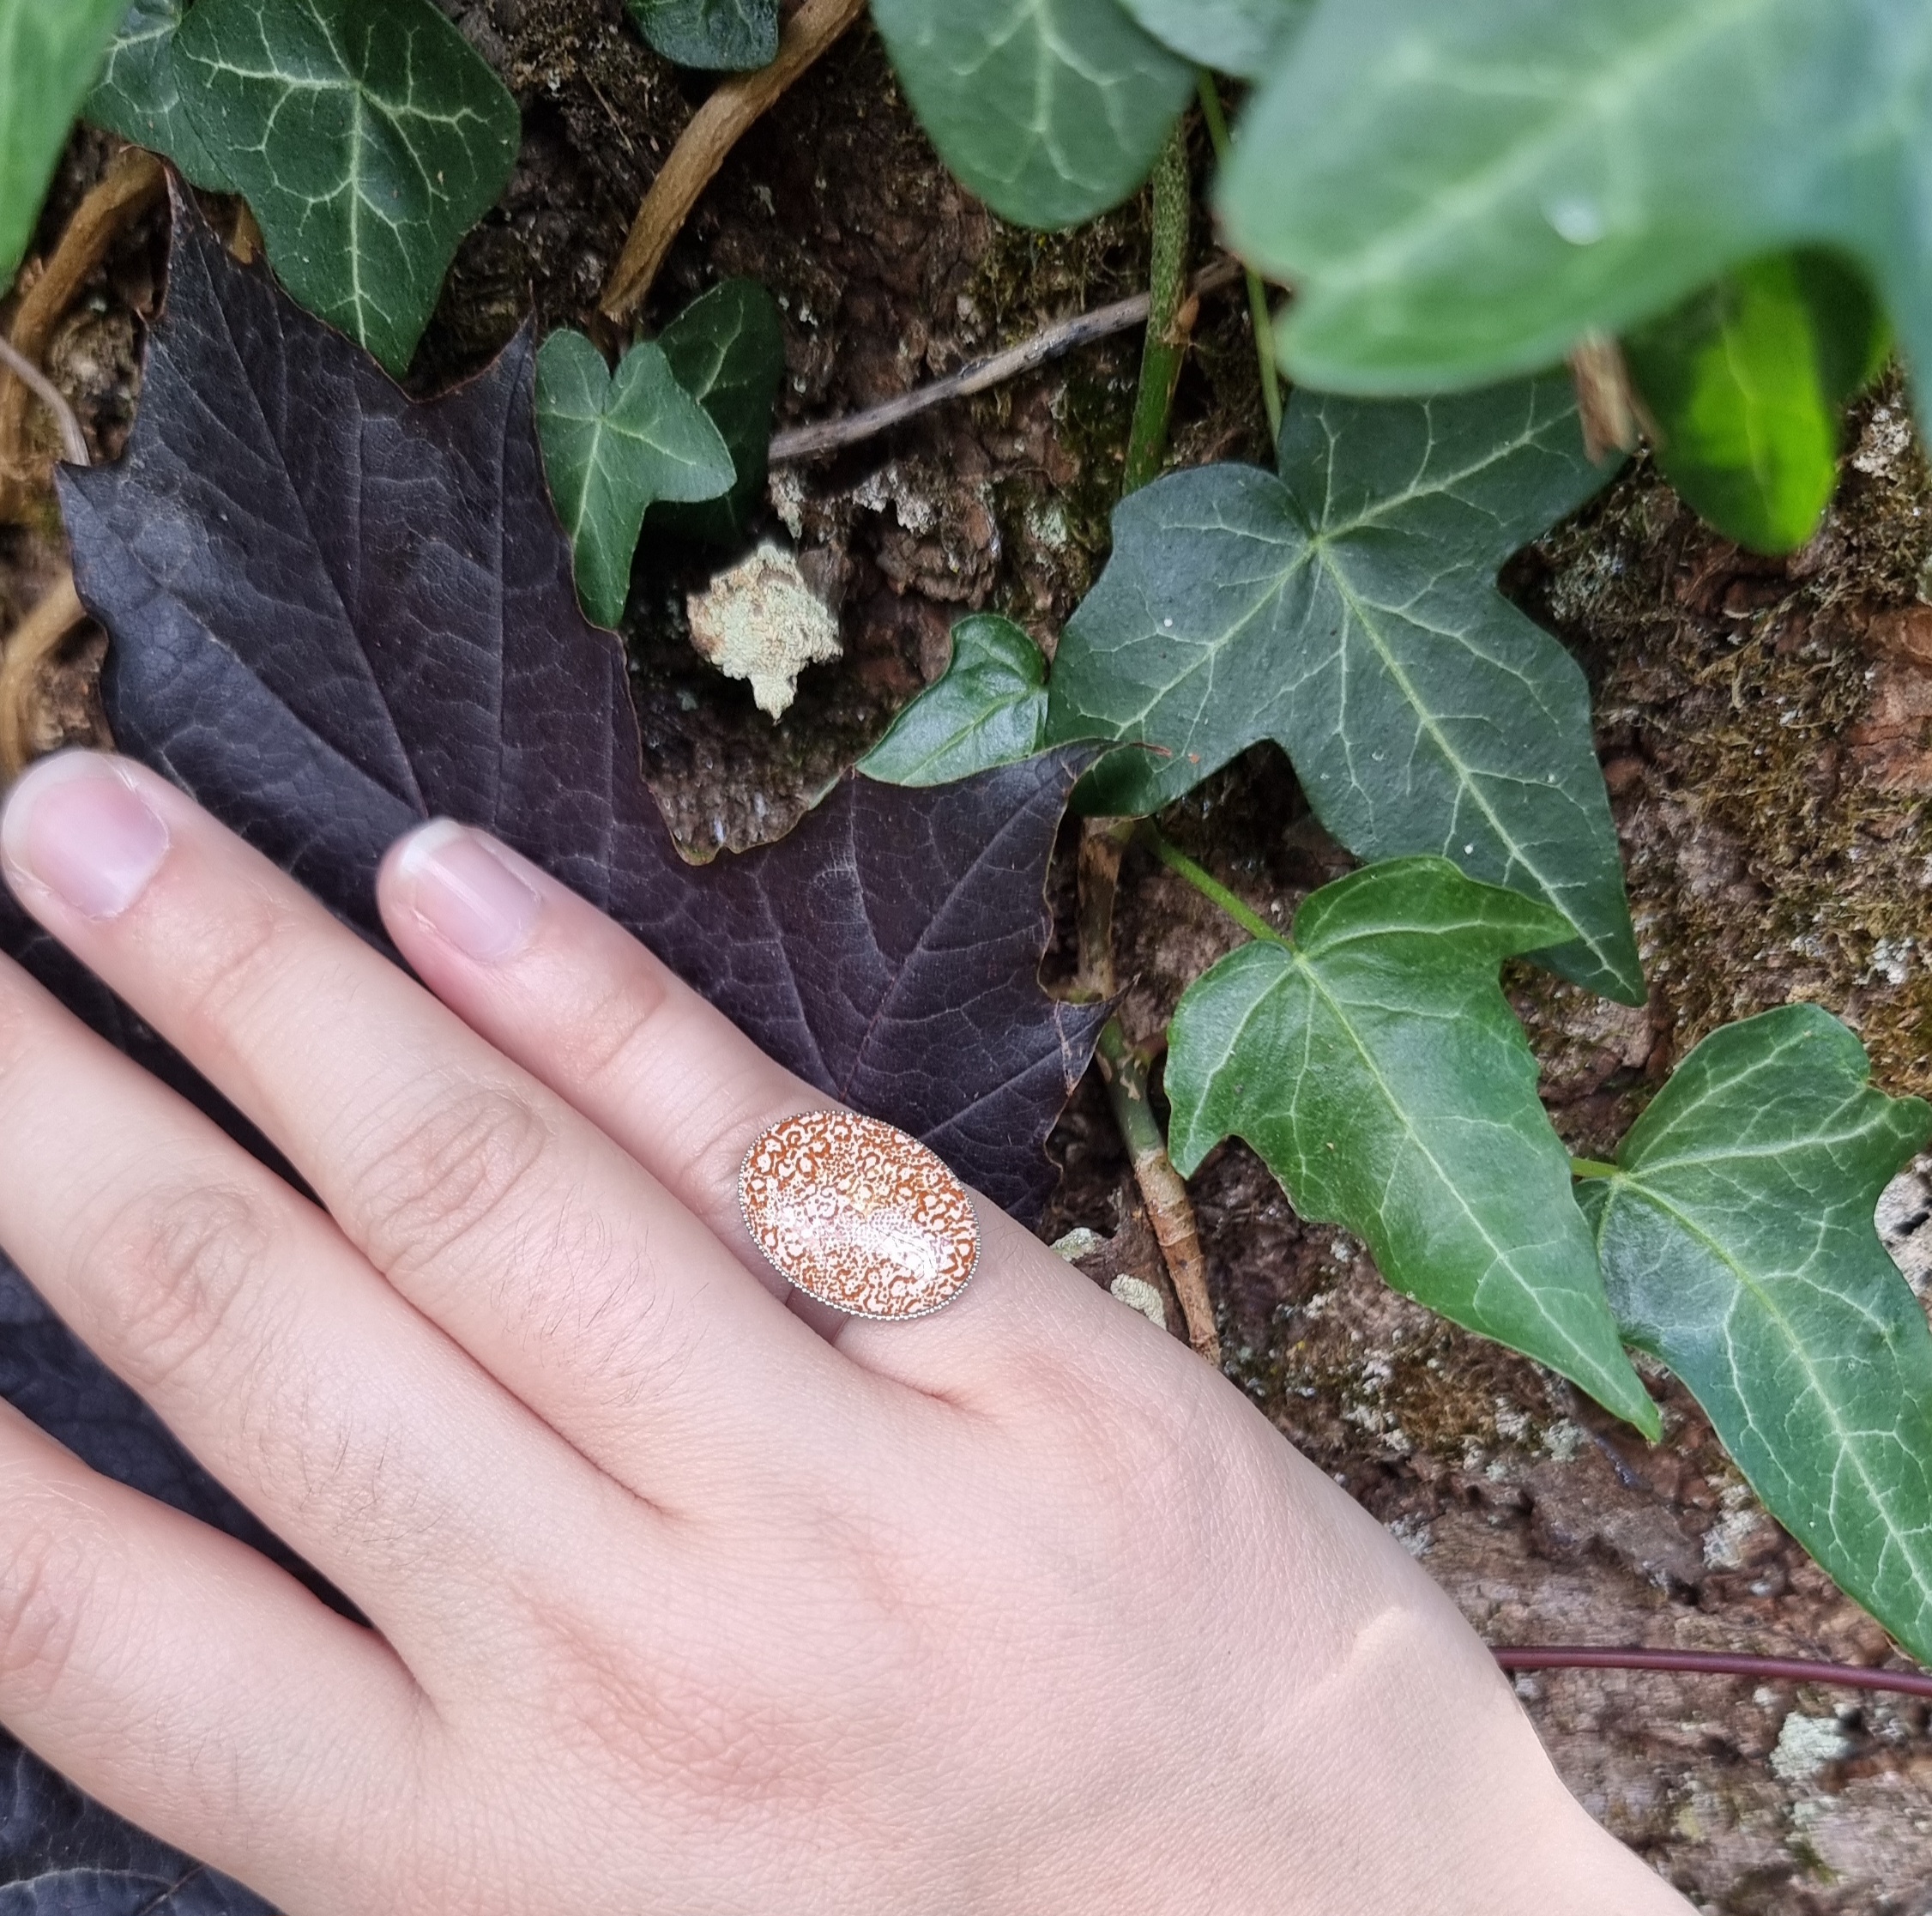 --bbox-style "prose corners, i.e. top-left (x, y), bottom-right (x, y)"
top-left (738, 1111), bottom-right (980, 1320)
